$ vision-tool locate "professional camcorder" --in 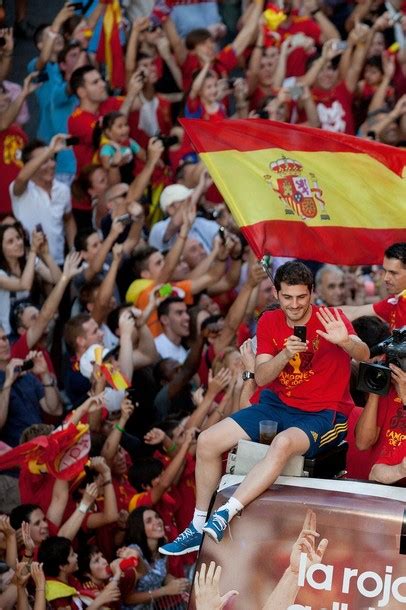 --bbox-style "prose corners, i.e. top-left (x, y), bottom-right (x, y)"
top-left (356, 326), bottom-right (406, 396)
